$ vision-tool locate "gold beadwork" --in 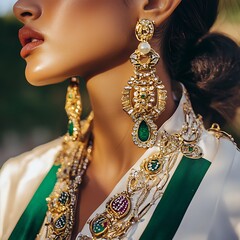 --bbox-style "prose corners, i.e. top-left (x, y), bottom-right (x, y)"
top-left (122, 19), bottom-right (167, 148)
